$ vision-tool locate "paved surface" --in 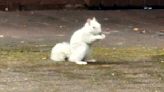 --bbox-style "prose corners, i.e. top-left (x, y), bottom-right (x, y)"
top-left (0, 10), bottom-right (164, 92)
top-left (0, 10), bottom-right (164, 48)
